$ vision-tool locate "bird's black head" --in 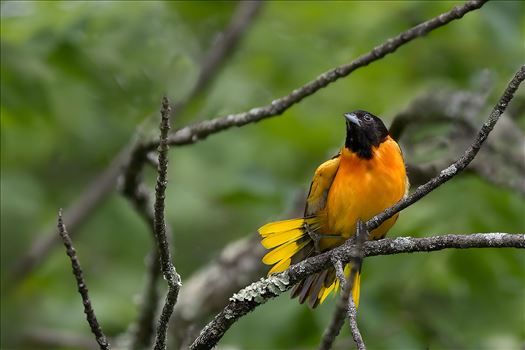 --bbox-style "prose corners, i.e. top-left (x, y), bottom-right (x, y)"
top-left (344, 110), bottom-right (389, 159)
